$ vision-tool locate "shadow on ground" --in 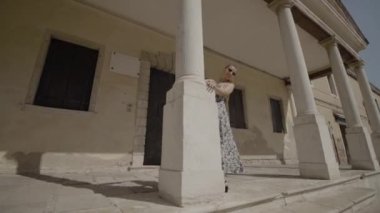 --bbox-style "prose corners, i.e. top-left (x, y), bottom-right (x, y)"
top-left (19, 173), bottom-right (175, 207)
top-left (4, 151), bottom-right (175, 206)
